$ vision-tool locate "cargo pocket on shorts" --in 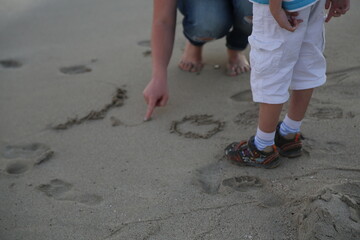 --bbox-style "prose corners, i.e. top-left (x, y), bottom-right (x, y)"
top-left (249, 36), bottom-right (284, 75)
